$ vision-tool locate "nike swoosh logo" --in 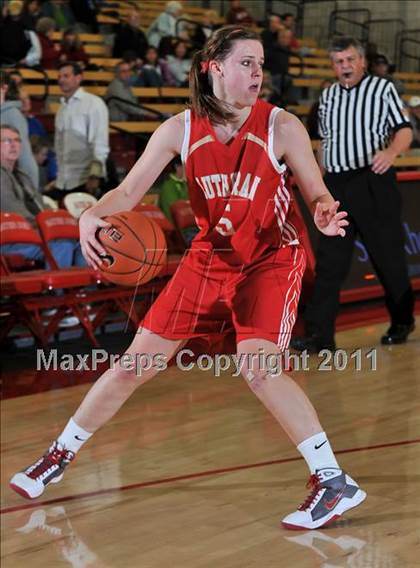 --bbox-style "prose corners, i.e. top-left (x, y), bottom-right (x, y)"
top-left (325, 489), bottom-right (345, 510)
top-left (314, 440), bottom-right (327, 450)
top-left (75, 435), bottom-right (87, 441)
